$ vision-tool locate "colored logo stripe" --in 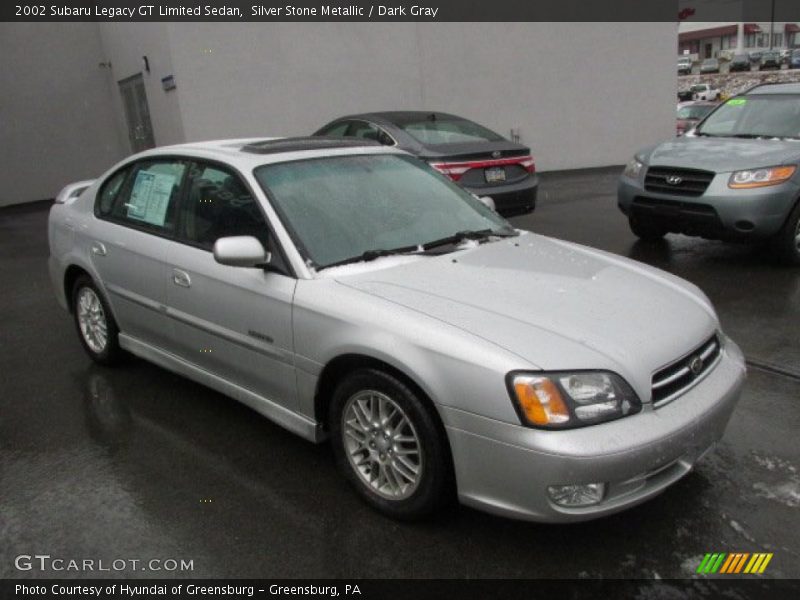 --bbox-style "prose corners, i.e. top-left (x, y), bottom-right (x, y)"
top-left (697, 553), bottom-right (773, 574)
